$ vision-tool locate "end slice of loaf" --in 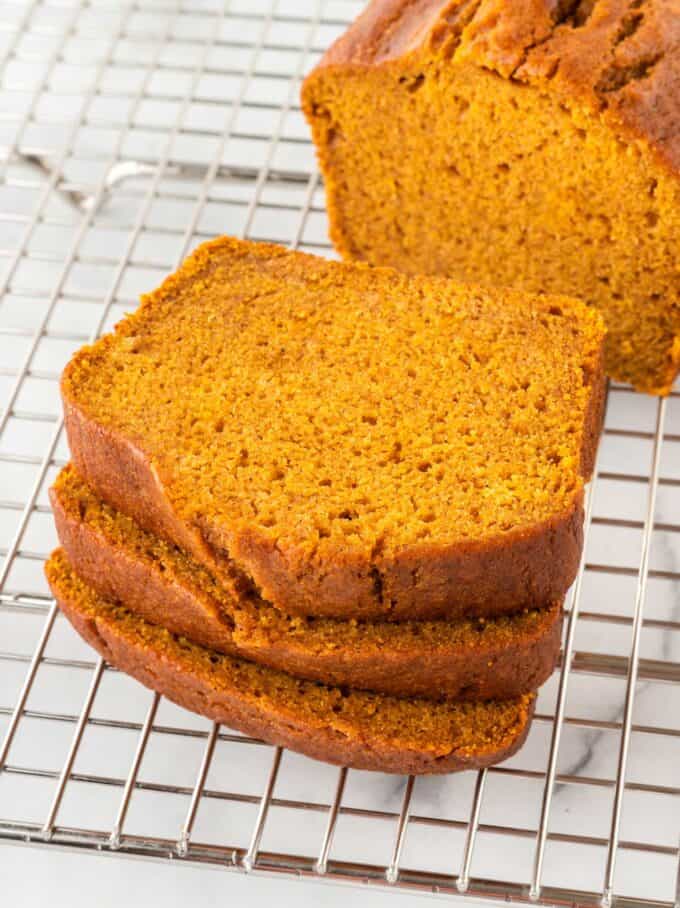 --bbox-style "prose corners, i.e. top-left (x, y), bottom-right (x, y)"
top-left (51, 464), bottom-right (563, 701)
top-left (302, 0), bottom-right (680, 393)
top-left (45, 549), bottom-right (535, 775)
top-left (62, 236), bottom-right (605, 620)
